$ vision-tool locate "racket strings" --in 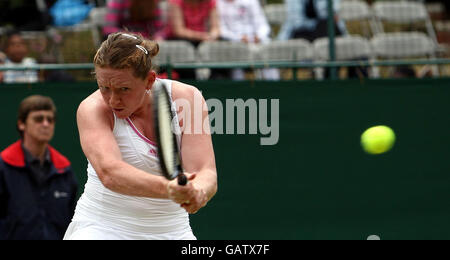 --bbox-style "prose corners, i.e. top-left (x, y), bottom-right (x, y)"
top-left (158, 90), bottom-right (177, 178)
